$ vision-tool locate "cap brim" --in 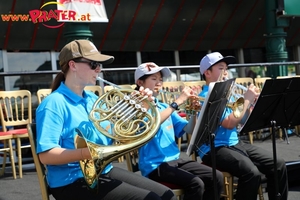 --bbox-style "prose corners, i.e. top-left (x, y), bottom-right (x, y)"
top-left (218, 56), bottom-right (236, 68)
top-left (85, 53), bottom-right (114, 64)
top-left (160, 68), bottom-right (172, 79)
